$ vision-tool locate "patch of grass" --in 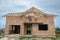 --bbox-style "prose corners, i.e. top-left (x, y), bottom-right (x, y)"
top-left (19, 35), bottom-right (56, 40)
top-left (19, 36), bottom-right (31, 40)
